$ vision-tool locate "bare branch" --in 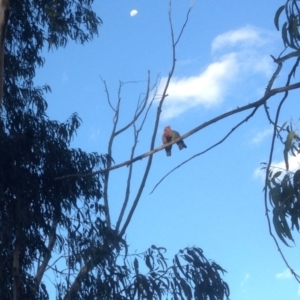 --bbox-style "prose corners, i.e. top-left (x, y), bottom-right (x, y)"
top-left (264, 58), bottom-right (300, 284)
top-left (119, 3), bottom-right (193, 236)
top-left (116, 126), bottom-right (137, 232)
top-left (54, 80), bottom-right (300, 182)
top-left (116, 73), bottom-right (154, 231)
top-left (150, 107), bottom-right (258, 194)
top-left (174, 1), bottom-right (193, 46)
top-left (114, 77), bottom-right (150, 137)
top-left (101, 78), bottom-right (115, 112)
top-left (276, 49), bottom-right (300, 63)
top-left (33, 221), bottom-right (57, 292)
top-left (104, 74), bottom-right (152, 230)
top-left (63, 260), bottom-right (92, 300)
top-left (264, 55), bottom-right (283, 125)
top-left (102, 83), bottom-right (122, 228)
top-left (266, 56), bottom-right (283, 94)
